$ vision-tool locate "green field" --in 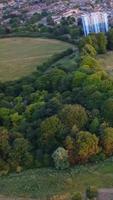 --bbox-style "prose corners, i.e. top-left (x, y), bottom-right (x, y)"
top-left (98, 51), bottom-right (113, 75)
top-left (0, 160), bottom-right (113, 199)
top-left (0, 38), bottom-right (71, 82)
